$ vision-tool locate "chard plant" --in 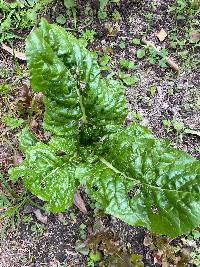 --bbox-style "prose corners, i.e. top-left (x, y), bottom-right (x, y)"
top-left (10, 19), bottom-right (200, 237)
